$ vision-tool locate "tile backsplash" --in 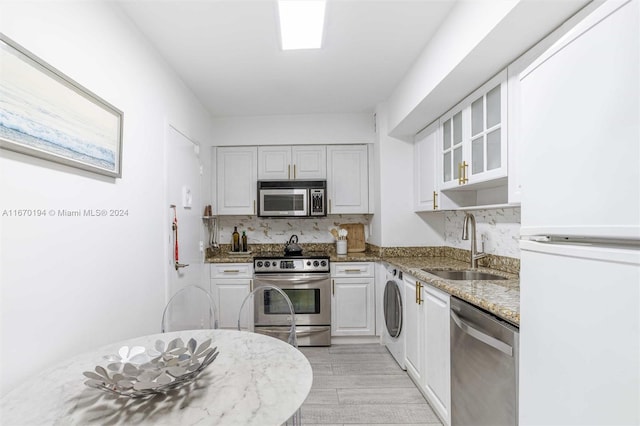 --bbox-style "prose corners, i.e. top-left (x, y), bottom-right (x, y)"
top-left (215, 215), bottom-right (372, 246)
top-left (444, 207), bottom-right (521, 258)
top-left (212, 207), bottom-right (521, 259)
